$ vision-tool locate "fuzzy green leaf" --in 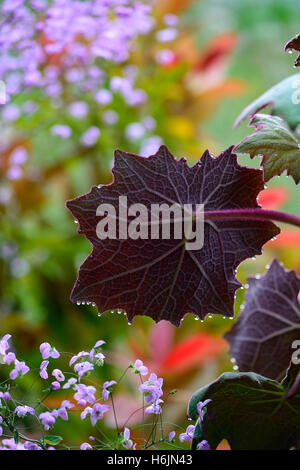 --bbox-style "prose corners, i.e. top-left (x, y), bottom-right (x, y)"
top-left (235, 74), bottom-right (300, 130)
top-left (235, 114), bottom-right (300, 183)
top-left (42, 435), bottom-right (63, 446)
